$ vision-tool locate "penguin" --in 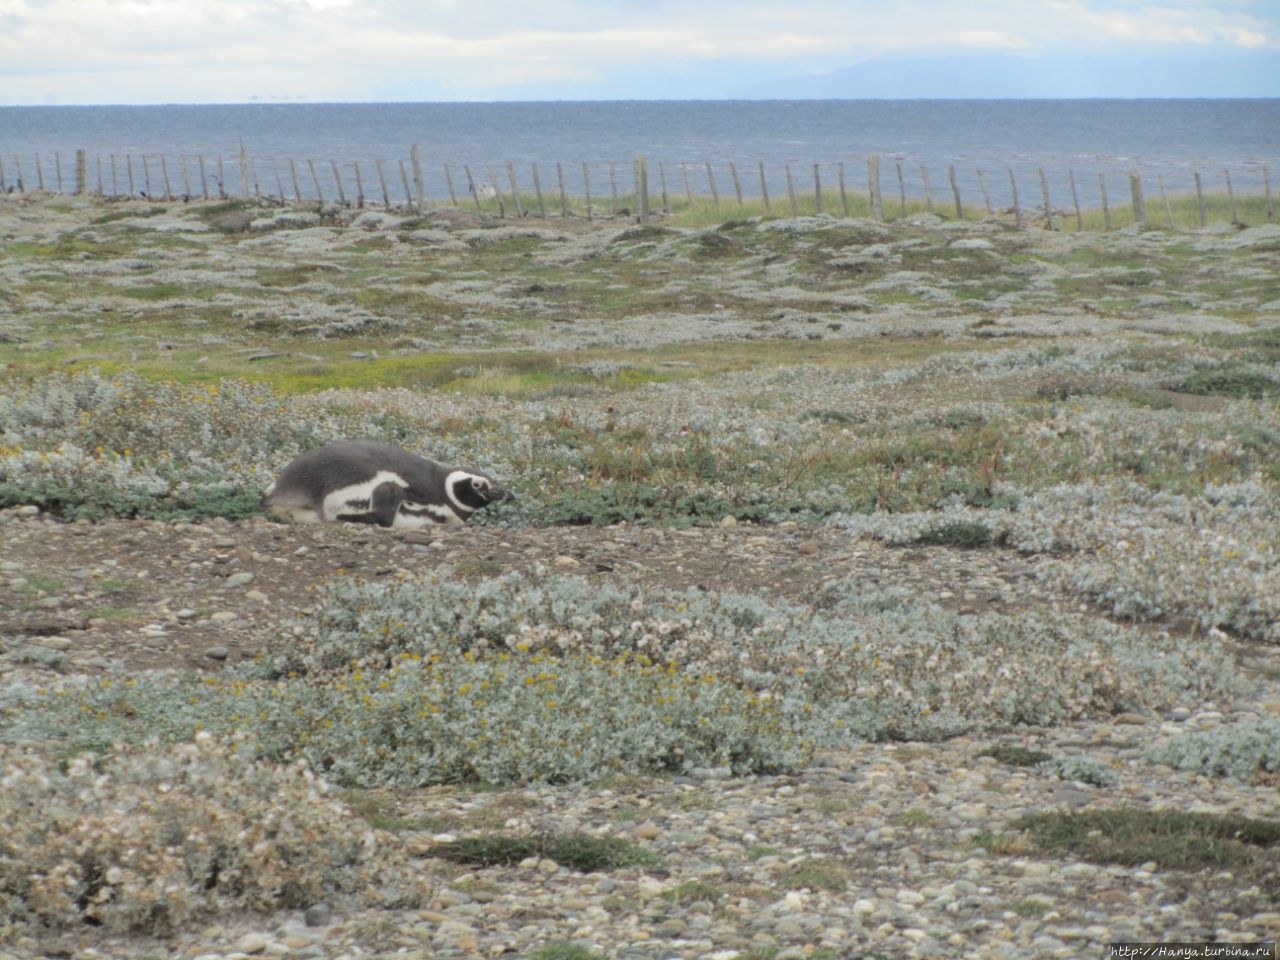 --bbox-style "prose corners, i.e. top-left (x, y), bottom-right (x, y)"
top-left (261, 440), bottom-right (512, 529)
